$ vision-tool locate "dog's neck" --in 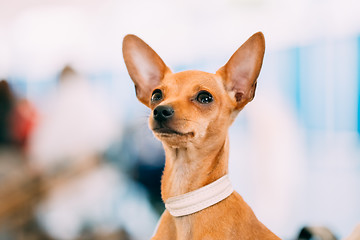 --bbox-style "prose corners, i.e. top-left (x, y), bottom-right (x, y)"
top-left (161, 136), bottom-right (229, 201)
